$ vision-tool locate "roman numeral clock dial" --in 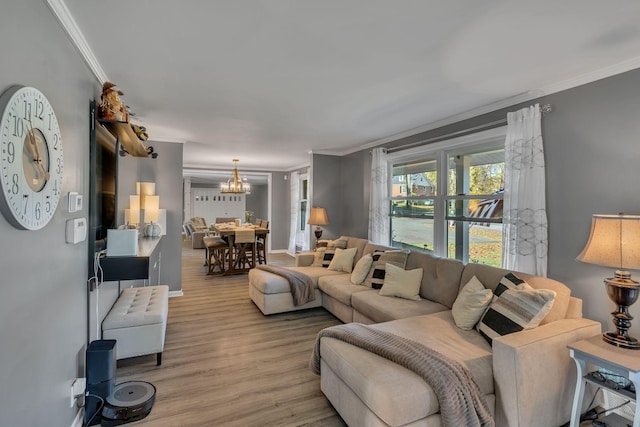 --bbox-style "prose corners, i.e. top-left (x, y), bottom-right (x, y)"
top-left (0, 86), bottom-right (63, 230)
